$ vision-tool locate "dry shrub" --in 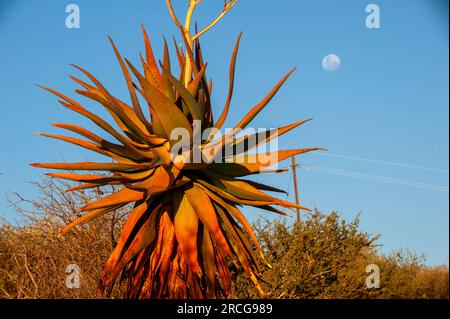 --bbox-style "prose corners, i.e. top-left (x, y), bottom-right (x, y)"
top-left (0, 178), bottom-right (127, 298)
top-left (0, 179), bottom-right (448, 299)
